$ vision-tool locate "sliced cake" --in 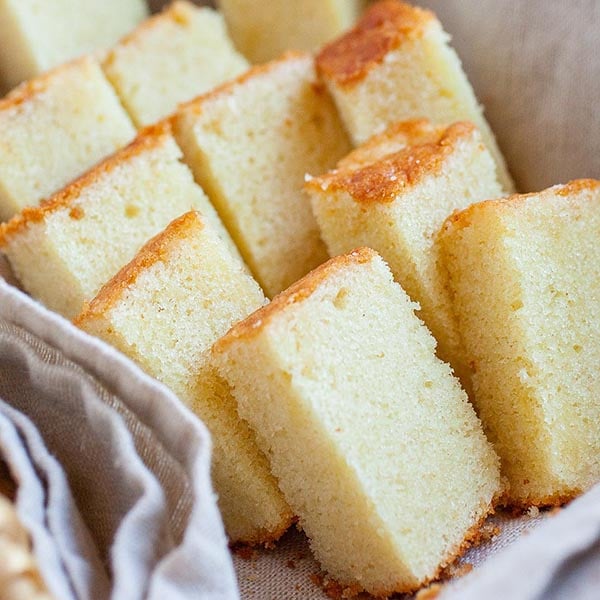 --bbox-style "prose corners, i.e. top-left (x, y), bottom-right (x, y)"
top-left (0, 56), bottom-right (136, 222)
top-left (438, 180), bottom-right (600, 506)
top-left (0, 121), bottom-right (237, 319)
top-left (316, 0), bottom-right (514, 192)
top-left (103, 1), bottom-right (249, 127)
top-left (213, 248), bottom-right (502, 595)
top-left (173, 52), bottom-right (351, 297)
top-left (306, 120), bottom-right (503, 385)
top-left (0, 0), bottom-right (147, 91)
top-left (75, 211), bottom-right (293, 544)
top-left (217, 0), bottom-right (367, 63)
